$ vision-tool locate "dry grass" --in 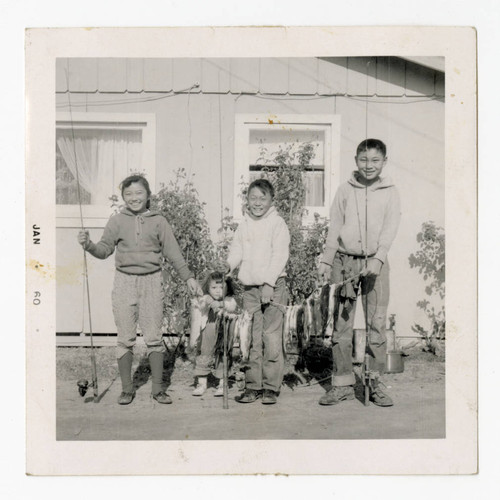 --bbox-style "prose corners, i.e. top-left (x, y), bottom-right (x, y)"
top-left (57, 343), bottom-right (444, 390)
